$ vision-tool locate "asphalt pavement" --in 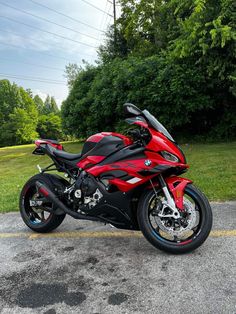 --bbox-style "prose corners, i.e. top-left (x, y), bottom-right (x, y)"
top-left (0, 202), bottom-right (235, 314)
